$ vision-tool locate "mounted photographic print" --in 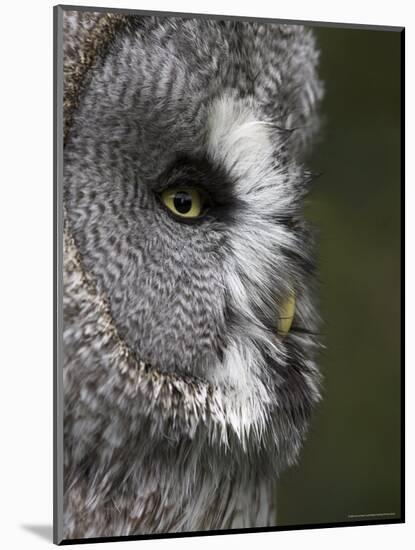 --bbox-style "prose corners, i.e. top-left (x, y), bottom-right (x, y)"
top-left (53, 4), bottom-right (404, 544)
